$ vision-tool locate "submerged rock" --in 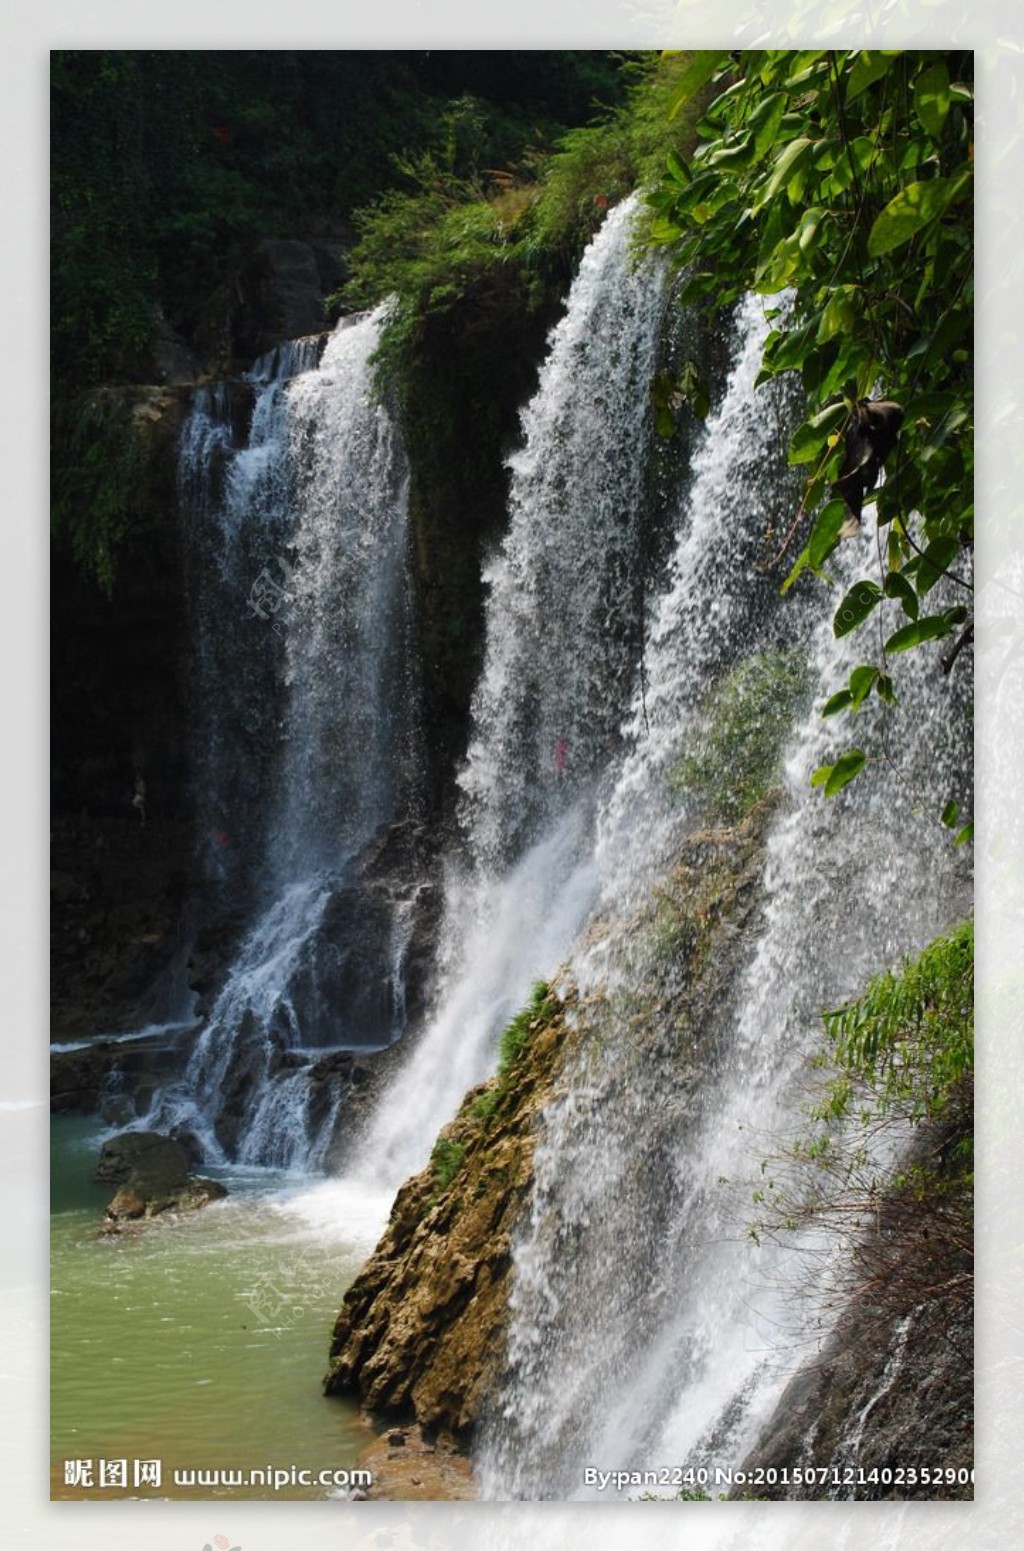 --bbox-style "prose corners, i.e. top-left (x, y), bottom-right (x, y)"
top-left (96, 1129), bottom-right (228, 1233)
